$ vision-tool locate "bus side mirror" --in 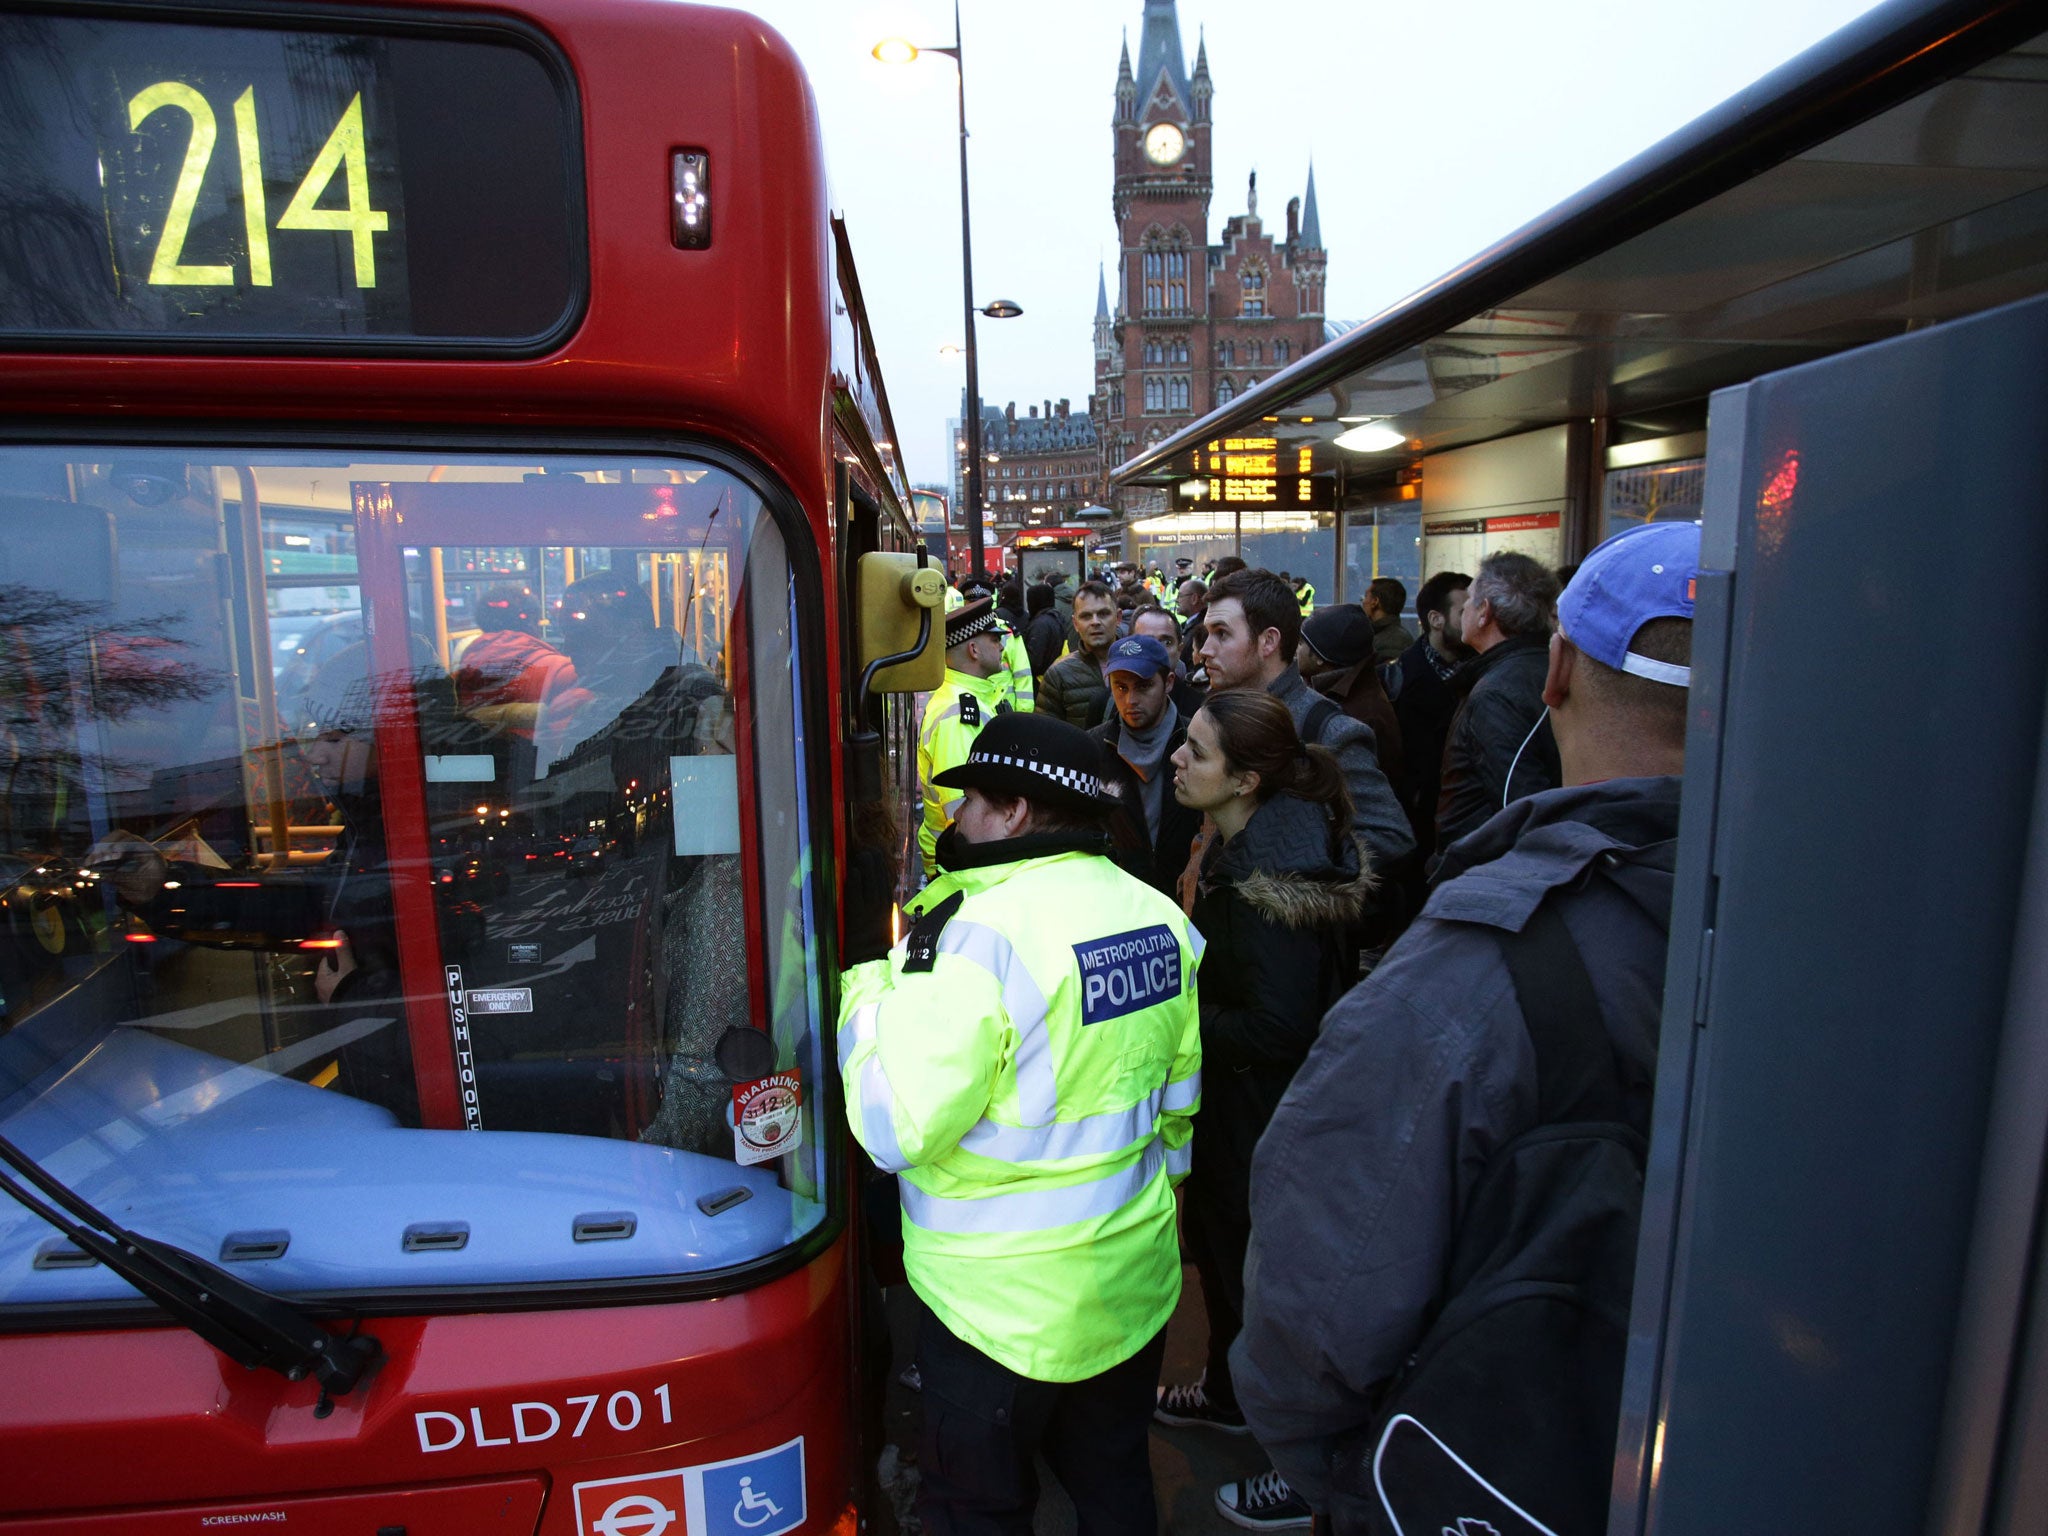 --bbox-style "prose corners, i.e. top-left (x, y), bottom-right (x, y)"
top-left (856, 552), bottom-right (945, 694)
